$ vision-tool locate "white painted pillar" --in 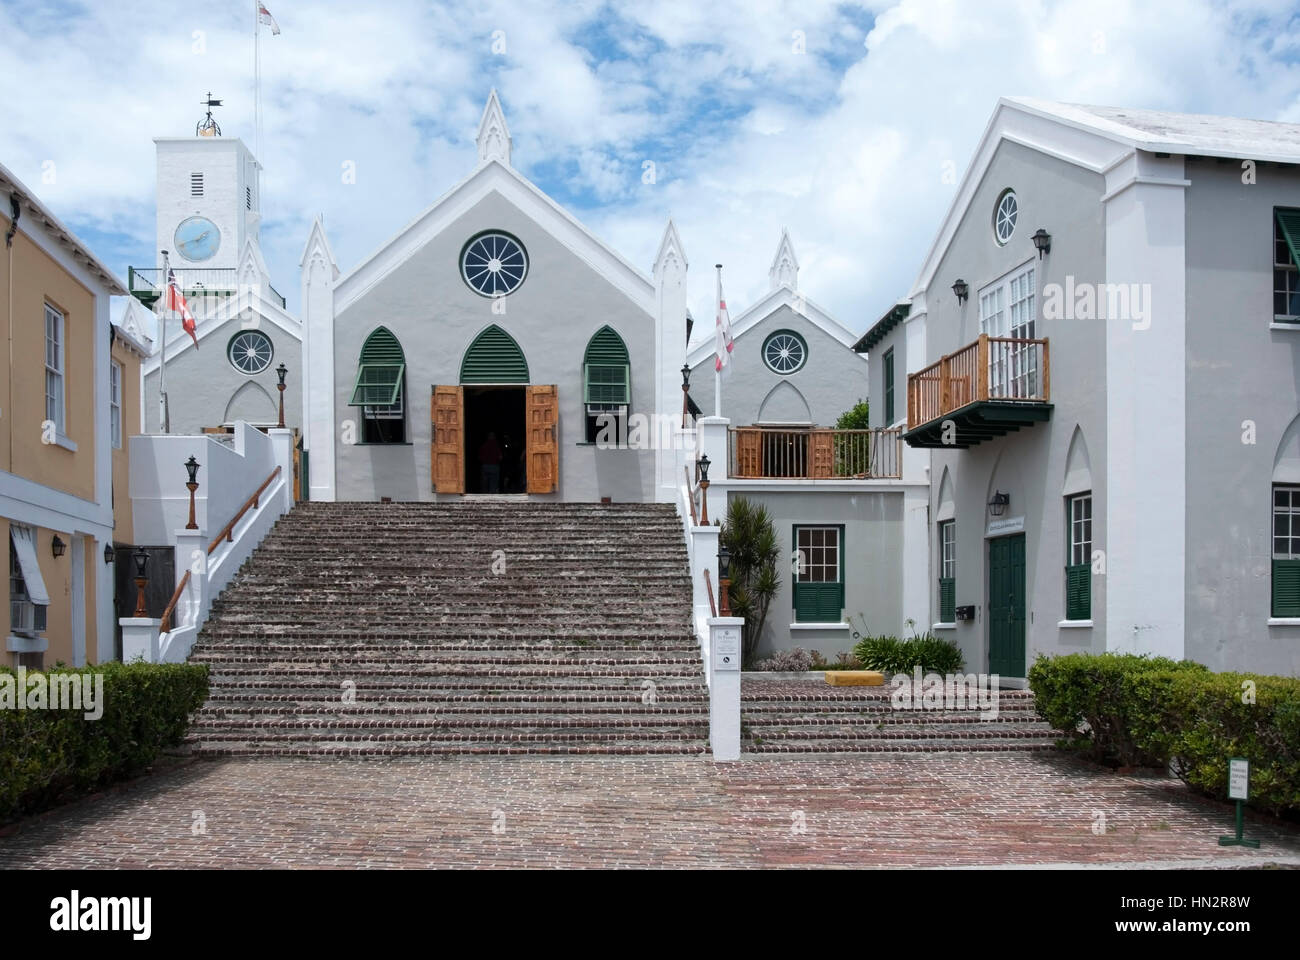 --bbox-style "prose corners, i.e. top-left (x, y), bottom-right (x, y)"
top-left (173, 529), bottom-right (208, 631)
top-left (268, 428), bottom-right (294, 511)
top-left (707, 616), bottom-right (744, 760)
top-left (900, 486), bottom-right (931, 634)
top-left (120, 618), bottom-right (162, 662)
